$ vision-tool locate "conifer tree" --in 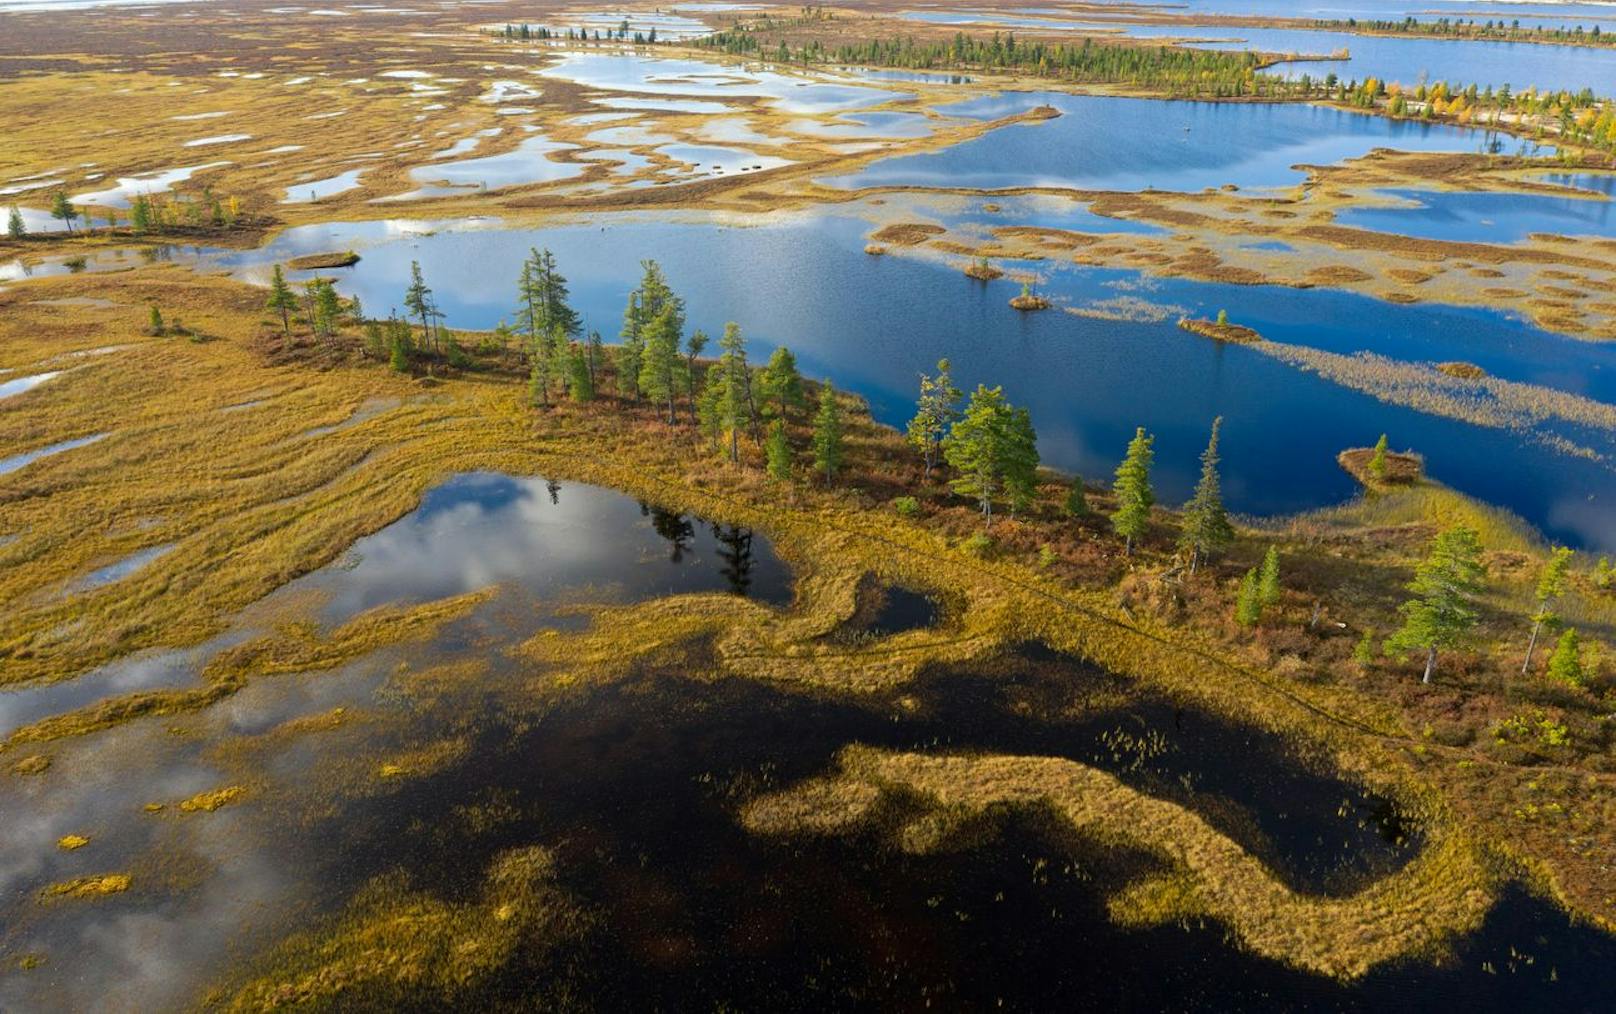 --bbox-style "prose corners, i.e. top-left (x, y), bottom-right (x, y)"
top-left (1369, 433), bottom-right (1389, 479)
top-left (1064, 478), bottom-right (1090, 517)
top-left (617, 291), bottom-right (645, 402)
top-left (1179, 416), bottom-right (1234, 573)
top-left (1547, 628), bottom-right (1584, 687)
top-left (266, 264), bottom-right (297, 336)
top-left (50, 191), bottom-right (76, 234)
top-left (682, 329), bottom-right (708, 424)
top-left (716, 322), bottom-right (755, 462)
top-left (907, 358), bottom-right (962, 479)
top-left (1523, 546), bottom-right (1573, 674)
top-left (404, 260), bottom-right (435, 353)
top-left (638, 305), bottom-right (681, 423)
top-left (812, 381), bottom-right (844, 484)
top-left (1258, 546), bottom-right (1281, 608)
top-left (942, 385), bottom-right (1037, 521)
top-left (1111, 426), bottom-right (1155, 555)
top-left (6, 206), bottom-right (23, 240)
top-left (147, 304), bottom-right (164, 335)
top-left (760, 345), bottom-right (805, 420)
top-left (566, 341), bottom-right (594, 403)
top-left (1235, 567), bottom-right (1263, 627)
top-left (129, 195), bottom-right (151, 235)
top-left (589, 329), bottom-right (605, 388)
top-left (766, 419), bottom-right (792, 481)
top-left (314, 280), bottom-right (341, 338)
top-left (1386, 525), bottom-right (1485, 684)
